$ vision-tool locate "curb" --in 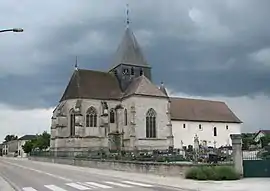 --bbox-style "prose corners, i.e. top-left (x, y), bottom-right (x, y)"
top-left (0, 174), bottom-right (18, 191)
